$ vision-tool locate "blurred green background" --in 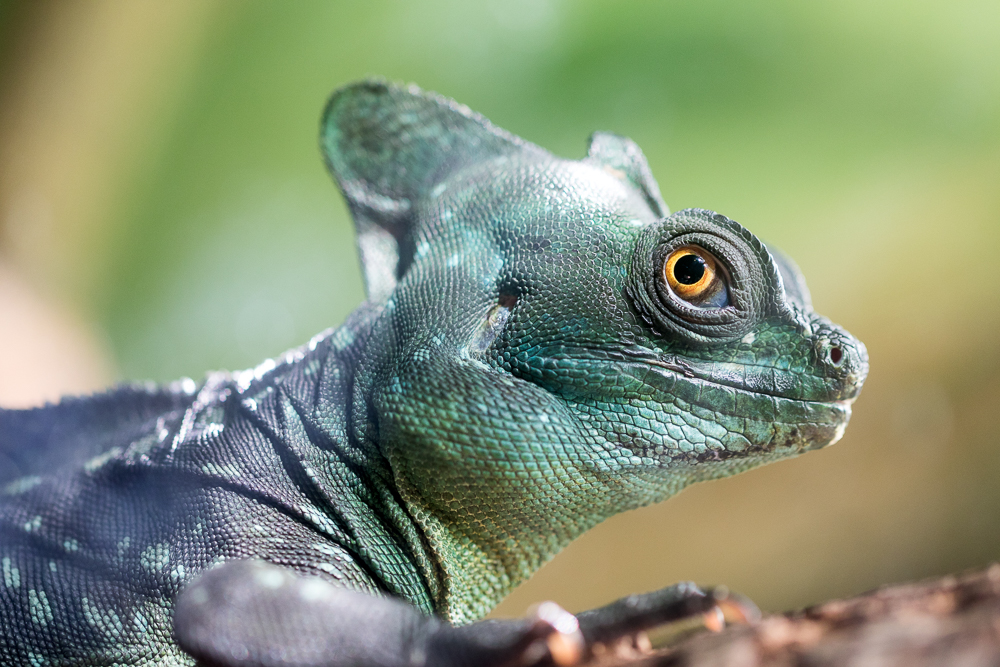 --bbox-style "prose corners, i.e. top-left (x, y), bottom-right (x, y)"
top-left (1, 0), bottom-right (998, 618)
